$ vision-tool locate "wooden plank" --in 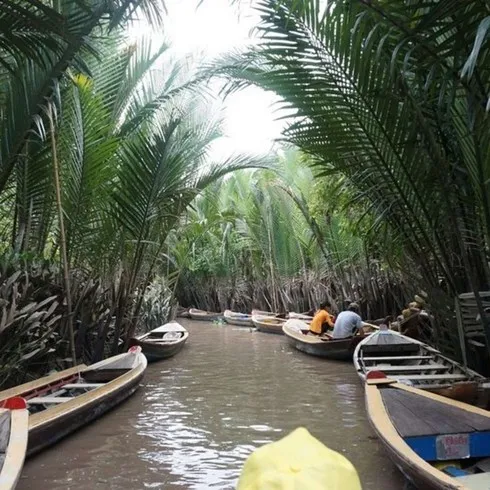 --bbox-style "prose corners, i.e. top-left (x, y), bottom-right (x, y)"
top-left (366, 364), bottom-right (448, 372)
top-left (392, 373), bottom-right (468, 381)
top-left (0, 411), bottom-right (10, 453)
top-left (362, 355), bottom-right (433, 361)
top-left (381, 386), bottom-right (490, 438)
top-left (28, 396), bottom-right (72, 405)
top-left (380, 388), bottom-right (438, 437)
top-left (62, 383), bottom-right (105, 389)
